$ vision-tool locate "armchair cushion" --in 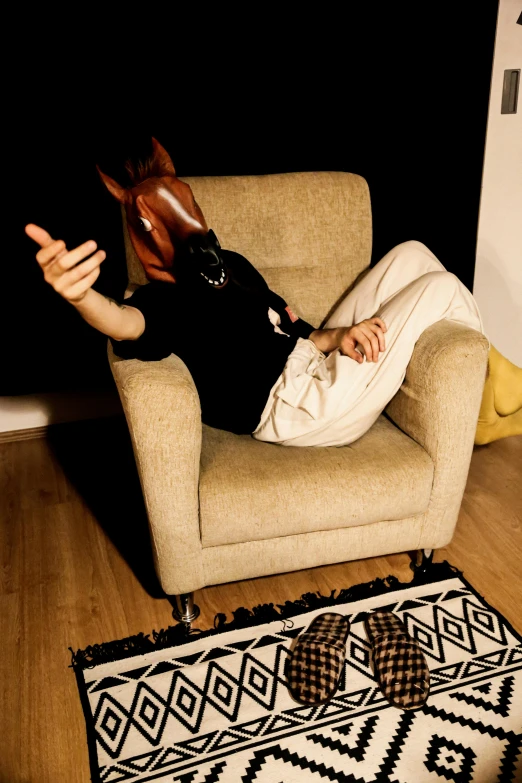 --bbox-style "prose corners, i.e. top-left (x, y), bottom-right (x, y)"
top-left (199, 415), bottom-right (433, 547)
